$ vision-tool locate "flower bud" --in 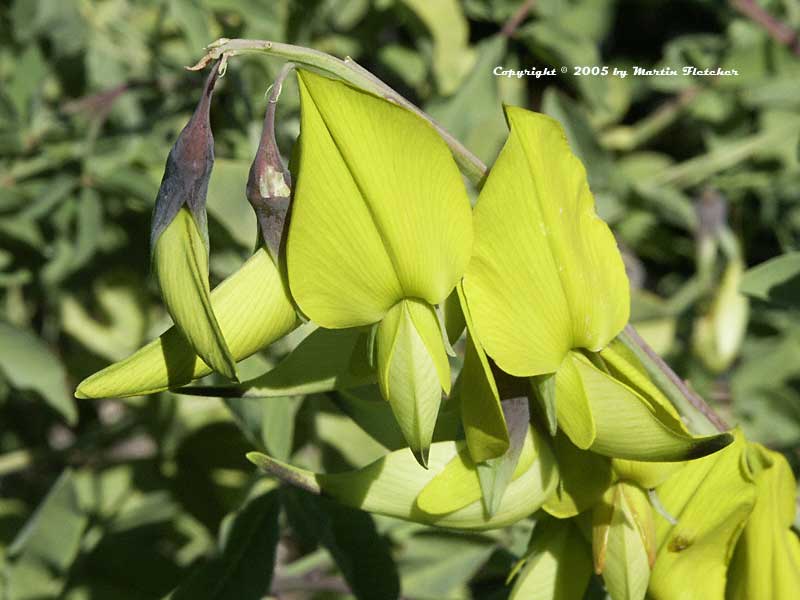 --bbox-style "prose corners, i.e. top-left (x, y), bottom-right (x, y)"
top-left (246, 64), bottom-right (294, 262)
top-left (149, 60), bottom-right (238, 381)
